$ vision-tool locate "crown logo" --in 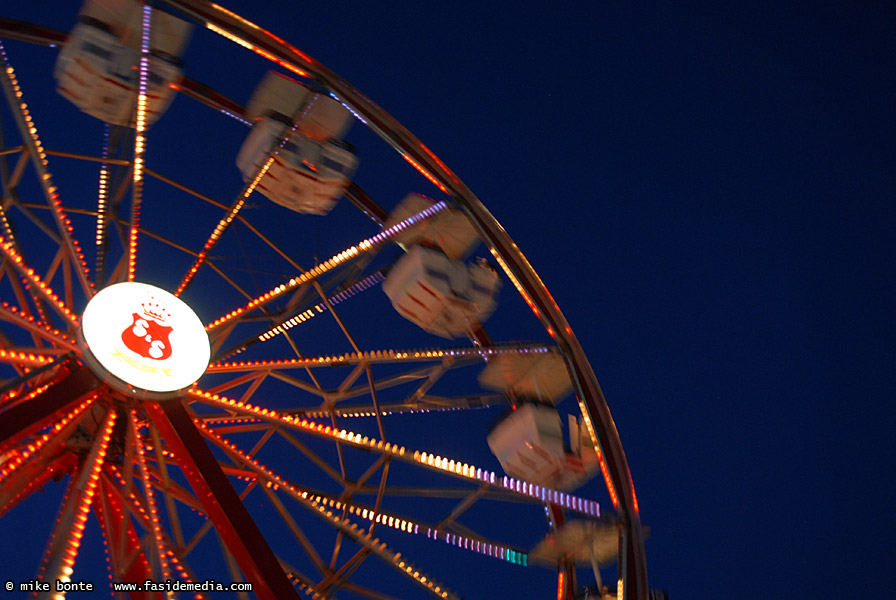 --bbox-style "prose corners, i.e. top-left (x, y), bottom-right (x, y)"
top-left (141, 297), bottom-right (171, 323)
